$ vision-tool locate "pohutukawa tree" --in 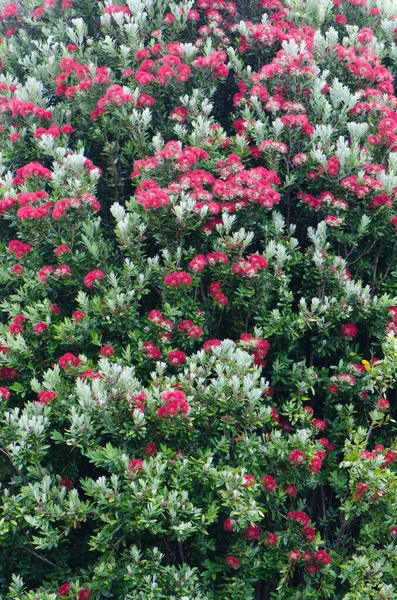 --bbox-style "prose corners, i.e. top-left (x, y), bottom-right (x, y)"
top-left (0, 0), bottom-right (397, 598)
